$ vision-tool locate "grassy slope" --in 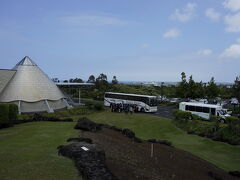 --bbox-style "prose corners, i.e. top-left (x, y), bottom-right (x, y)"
top-left (85, 110), bottom-right (240, 171)
top-left (0, 122), bottom-right (80, 180)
